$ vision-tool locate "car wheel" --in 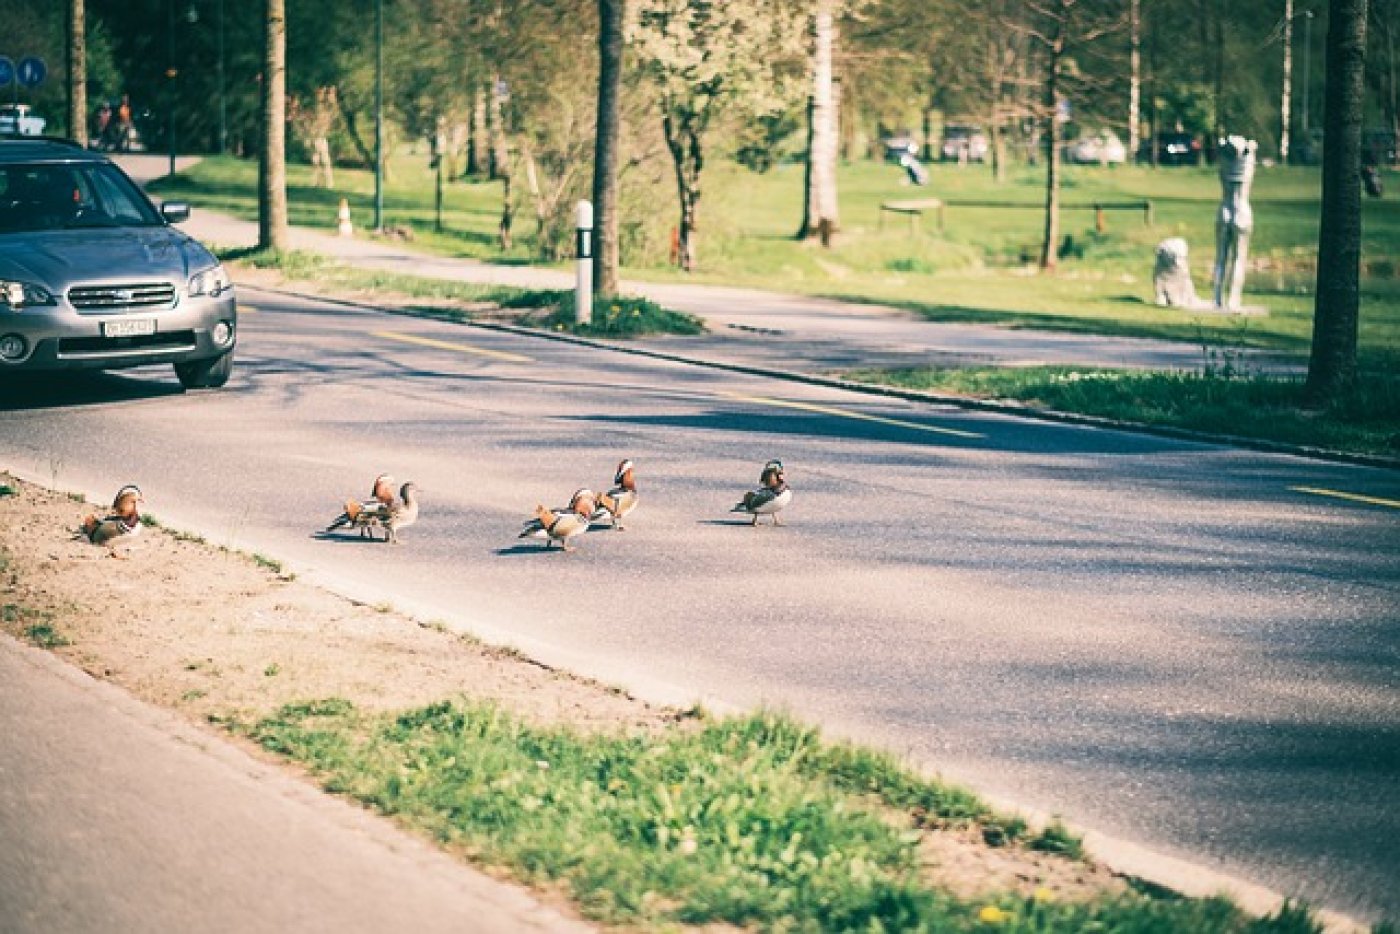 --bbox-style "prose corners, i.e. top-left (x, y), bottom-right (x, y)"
top-left (174, 351), bottom-right (233, 390)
